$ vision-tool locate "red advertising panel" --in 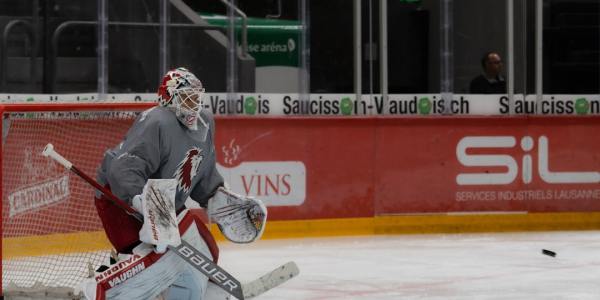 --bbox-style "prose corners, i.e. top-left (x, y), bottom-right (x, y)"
top-left (215, 116), bottom-right (600, 220)
top-left (374, 116), bottom-right (600, 214)
top-left (3, 107), bottom-right (600, 232)
top-left (215, 117), bottom-right (376, 220)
